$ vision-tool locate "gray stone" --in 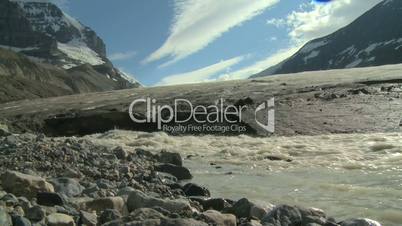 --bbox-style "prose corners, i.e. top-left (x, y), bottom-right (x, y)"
top-left (11, 215), bottom-right (32, 226)
top-left (113, 146), bottom-right (128, 160)
top-left (128, 208), bottom-right (165, 221)
top-left (1, 193), bottom-right (18, 206)
top-left (0, 207), bottom-right (12, 226)
top-left (261, 205), bottom-right (327, 226)
top-left (201, 210), bottom-right (236, 226)
top-left (1, 171), bottom-right (54, 198)
top-left (340, 218), bottom-right (381, 226)
top-left (127, 190), bottom-right (191, 213)
top-left (83, 197), bottom-right (125, 213)
top-left (99, 209), bottom-right (122, 225)
top-left (154, 164), bottom-right (192, 180)
top-left (26, 206), bottom-right (45, 222)
top-left (79, 210), bottom-right (97, 226)
top-left (160, 218), bottom-right (208, 226)
top-left (46, 213), bottom-right (75, 226)
top-left (158, 151), bottom-right (183, 166)
top-left (49, 178), bottom-right (84, 197)
top-left (229, 198), bottom-right (253, 218)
